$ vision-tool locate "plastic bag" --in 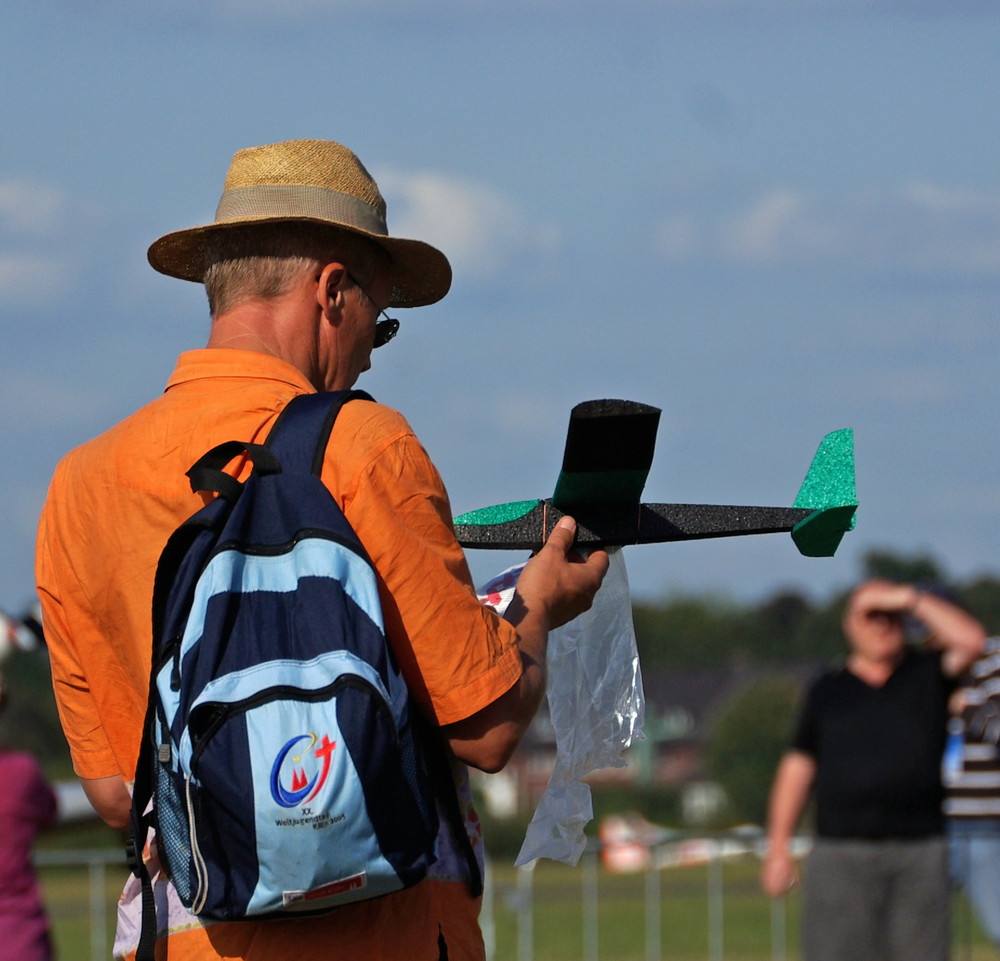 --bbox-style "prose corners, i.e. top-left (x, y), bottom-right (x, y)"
top-left (477, 549), bottom-right (645, 866)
